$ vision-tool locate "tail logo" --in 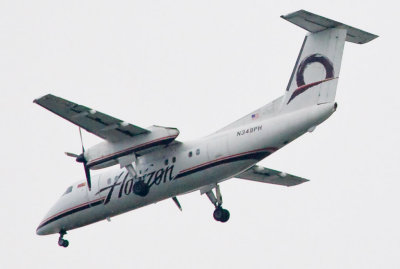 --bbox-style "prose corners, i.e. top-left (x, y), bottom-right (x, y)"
top-left (287, 53), bottom-right (335, 104)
